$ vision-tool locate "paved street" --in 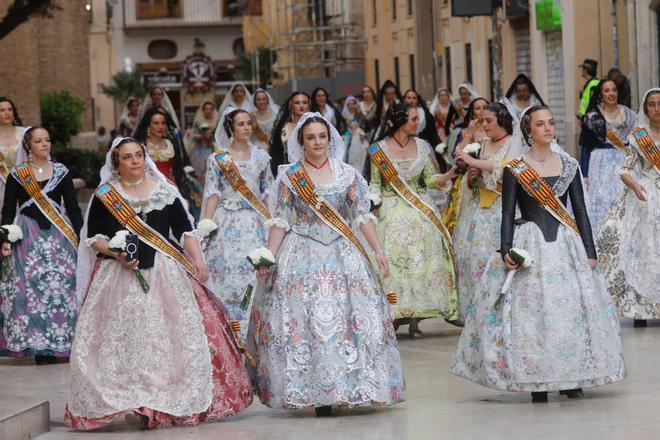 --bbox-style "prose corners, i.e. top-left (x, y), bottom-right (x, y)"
top-left (2, 318), bottom-right (659, 439)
